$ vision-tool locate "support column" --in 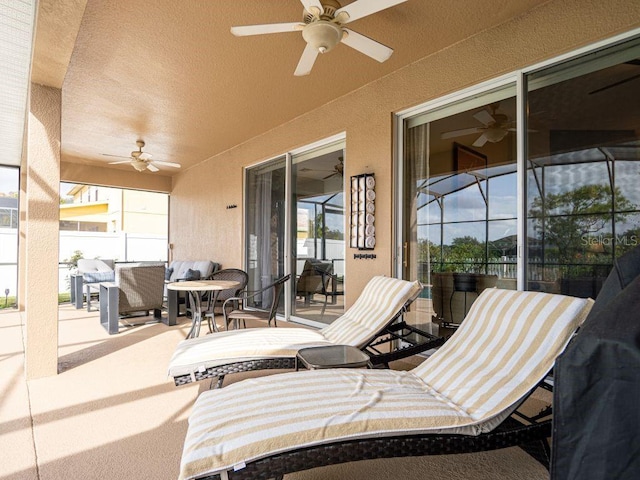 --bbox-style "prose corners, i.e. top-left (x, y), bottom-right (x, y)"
top-left (22, 83), bottom-right (61, 379)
